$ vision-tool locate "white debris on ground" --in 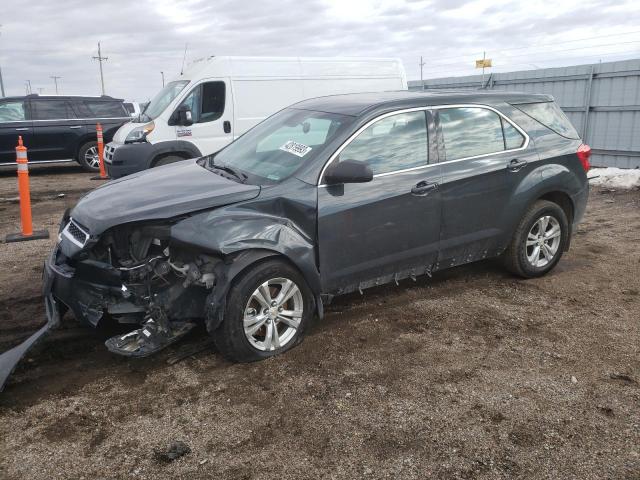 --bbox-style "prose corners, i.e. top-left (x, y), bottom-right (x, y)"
top-left (589, 167), bottom-right (640, 189)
